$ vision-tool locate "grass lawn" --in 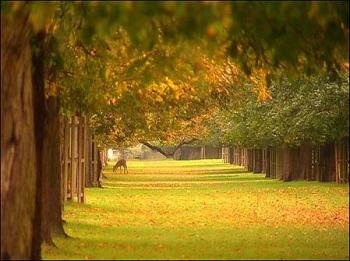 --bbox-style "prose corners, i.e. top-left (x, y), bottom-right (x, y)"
top-left (42, 159), bottom-right (349, 260)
